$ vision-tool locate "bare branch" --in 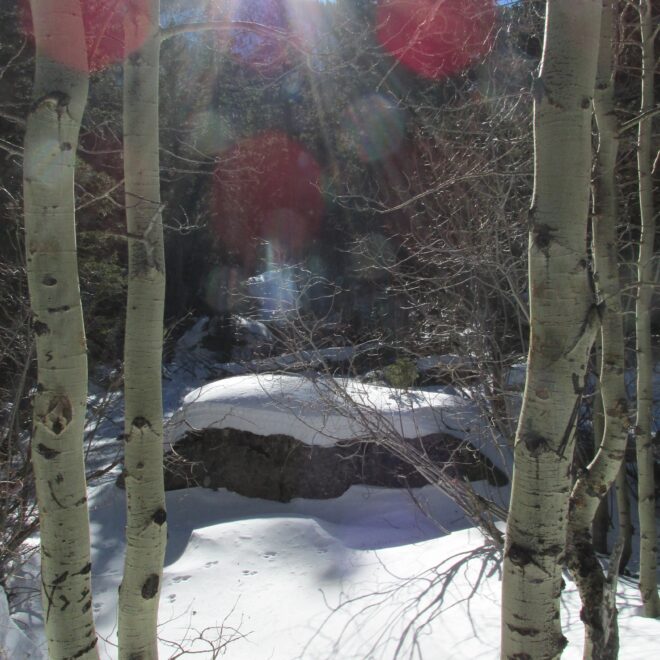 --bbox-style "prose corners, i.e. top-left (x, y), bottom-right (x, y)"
top-left (160, 20), bottom-right (299, 51)
top-left (618, 104), bottom-right (660, 133)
